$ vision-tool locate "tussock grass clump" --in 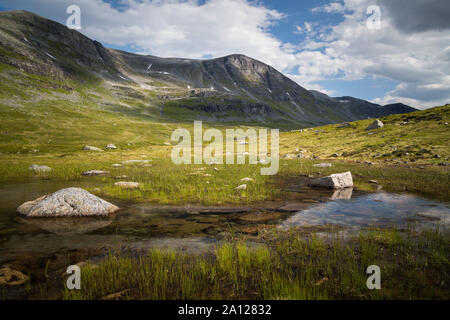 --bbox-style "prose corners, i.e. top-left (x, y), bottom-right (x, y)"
top-left (63, 228), bottom-right (449, 300)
